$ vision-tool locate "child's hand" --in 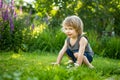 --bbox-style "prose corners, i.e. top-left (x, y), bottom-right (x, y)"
top-left (51, 62), bottom-right (60, 66)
